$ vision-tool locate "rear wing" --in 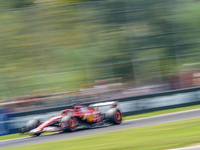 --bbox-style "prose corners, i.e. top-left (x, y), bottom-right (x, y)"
top-left (89, 101), bottom-right (118, 112)
top-left (89, 101), bottom-right (117, 107)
